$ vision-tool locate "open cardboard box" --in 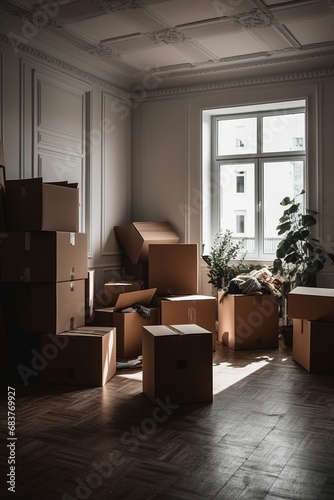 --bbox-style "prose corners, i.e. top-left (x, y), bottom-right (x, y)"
top-left (5, 177), bottom-right (79, 232)
top-left (93, 288), bottom-right (158, 358)
top-left (114, 221), bottom-right (180, 264)
top-left (218, 292), bottom-right (279, 350)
